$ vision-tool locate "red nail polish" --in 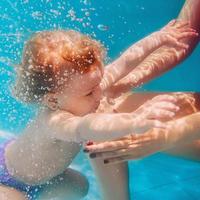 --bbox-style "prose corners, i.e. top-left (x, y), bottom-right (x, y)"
top-left (86, 141), bottom-right (94, 146)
